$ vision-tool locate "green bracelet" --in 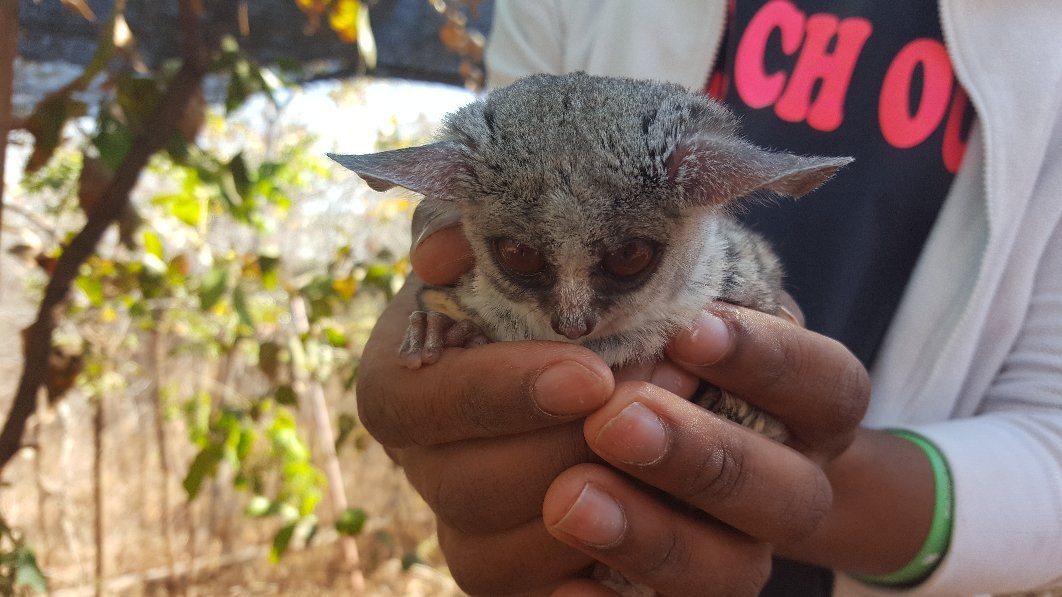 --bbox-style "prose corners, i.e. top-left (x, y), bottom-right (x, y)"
top-left (856, 429), bottom-right (954, 588)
